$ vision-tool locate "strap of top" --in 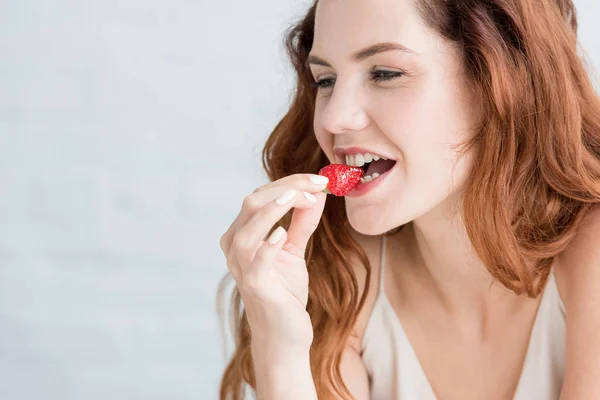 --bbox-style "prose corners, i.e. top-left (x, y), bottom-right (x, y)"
top-left (379, 235), bottom-right (387, 293)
